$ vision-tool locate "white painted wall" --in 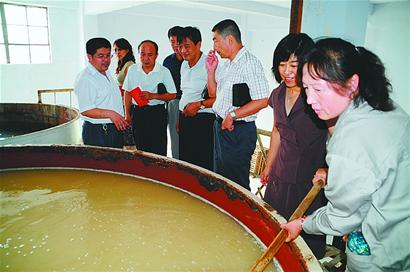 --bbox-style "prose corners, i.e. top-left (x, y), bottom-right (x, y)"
top-left (0, 0), bottom-right (289, 134)
top-left (0, 1), bottom-right (83, 107)
top-left (302, 0), bottom-right (371, 45)
top-left (86, 2), bottom-right (290, 132)
top-left (4, 0), bottom-right (406, 132)
top-left (365, 1), bottom-right (410, 114)
top-left (302, 0), bottom-right (409, 114)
